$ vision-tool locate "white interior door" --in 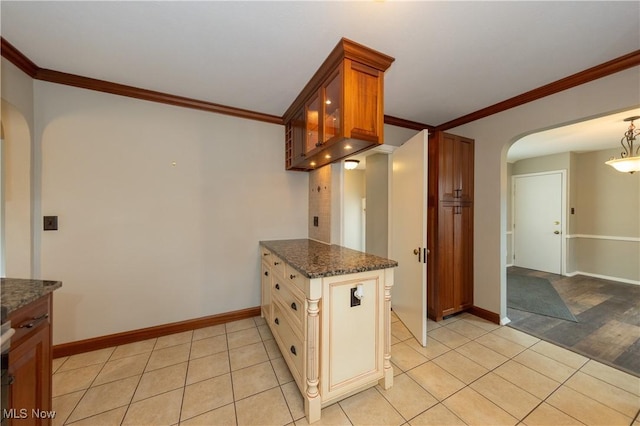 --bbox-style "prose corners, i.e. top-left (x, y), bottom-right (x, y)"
top-left (389, 130), bottom-right (428, 346)
top-left (513, 171), bottom-right (564, 274)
